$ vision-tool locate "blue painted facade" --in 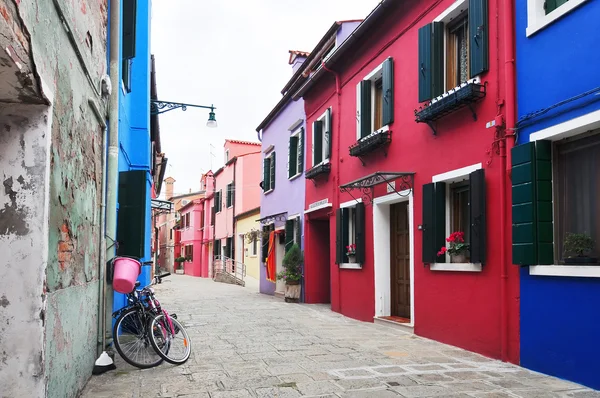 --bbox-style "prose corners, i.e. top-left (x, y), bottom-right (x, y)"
top-left (113, 0), bottom-right (153, 311)
top-left (515, 0), bottom-right (600, 390)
